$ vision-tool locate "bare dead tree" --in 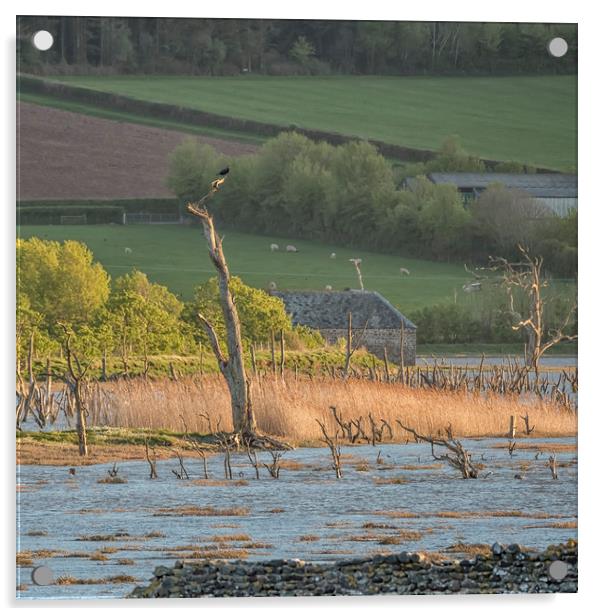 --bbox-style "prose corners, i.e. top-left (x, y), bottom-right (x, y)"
top-left (187, 178), bottom-right (292, 452)
top-left (548, 454), bottom-right (558, 480)
top-left (316, 418), bottom-right (342, 479)
top-left (263, 451), bottom-right (283, 479)
top-left (488, 245), bottom-right (577, 373)
top-left (349, 258), bottom-right (364, 291)
top-left (144, 437), bottom-right (158, 479)
top-left (396, 421), bottom-right (481, 479)
top-left (61, 327), bottom-right (90, 457)
top-left (508, 440), bottom-right (517, 457)
top-left (521, 413), bottom-right (536, 435)
top-left (180, 414), bottom-right (210, 479)
top-left (171, 450), bottom-right (190, 480)
top-left (246, 445), bottom-right (261, 479)
top-left (279, 329), bottom-right (285, 377)
top-left (343, 312), bottom-right (370, 378)
top-left (186, 177), bottom-right (256, 437)
top-left (397, 325), bottom-right (406, 384)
